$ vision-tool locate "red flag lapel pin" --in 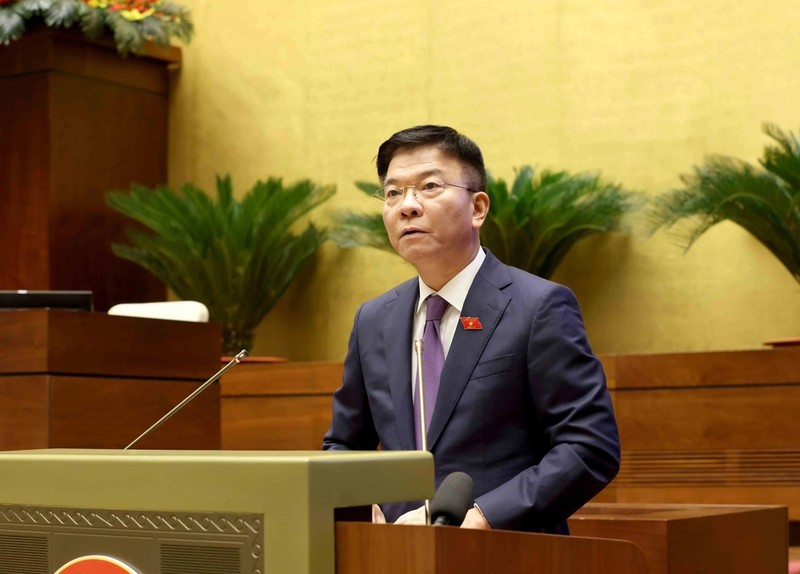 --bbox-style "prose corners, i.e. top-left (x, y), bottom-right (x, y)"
top-left (460, 316), bottom-right (483, 330)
